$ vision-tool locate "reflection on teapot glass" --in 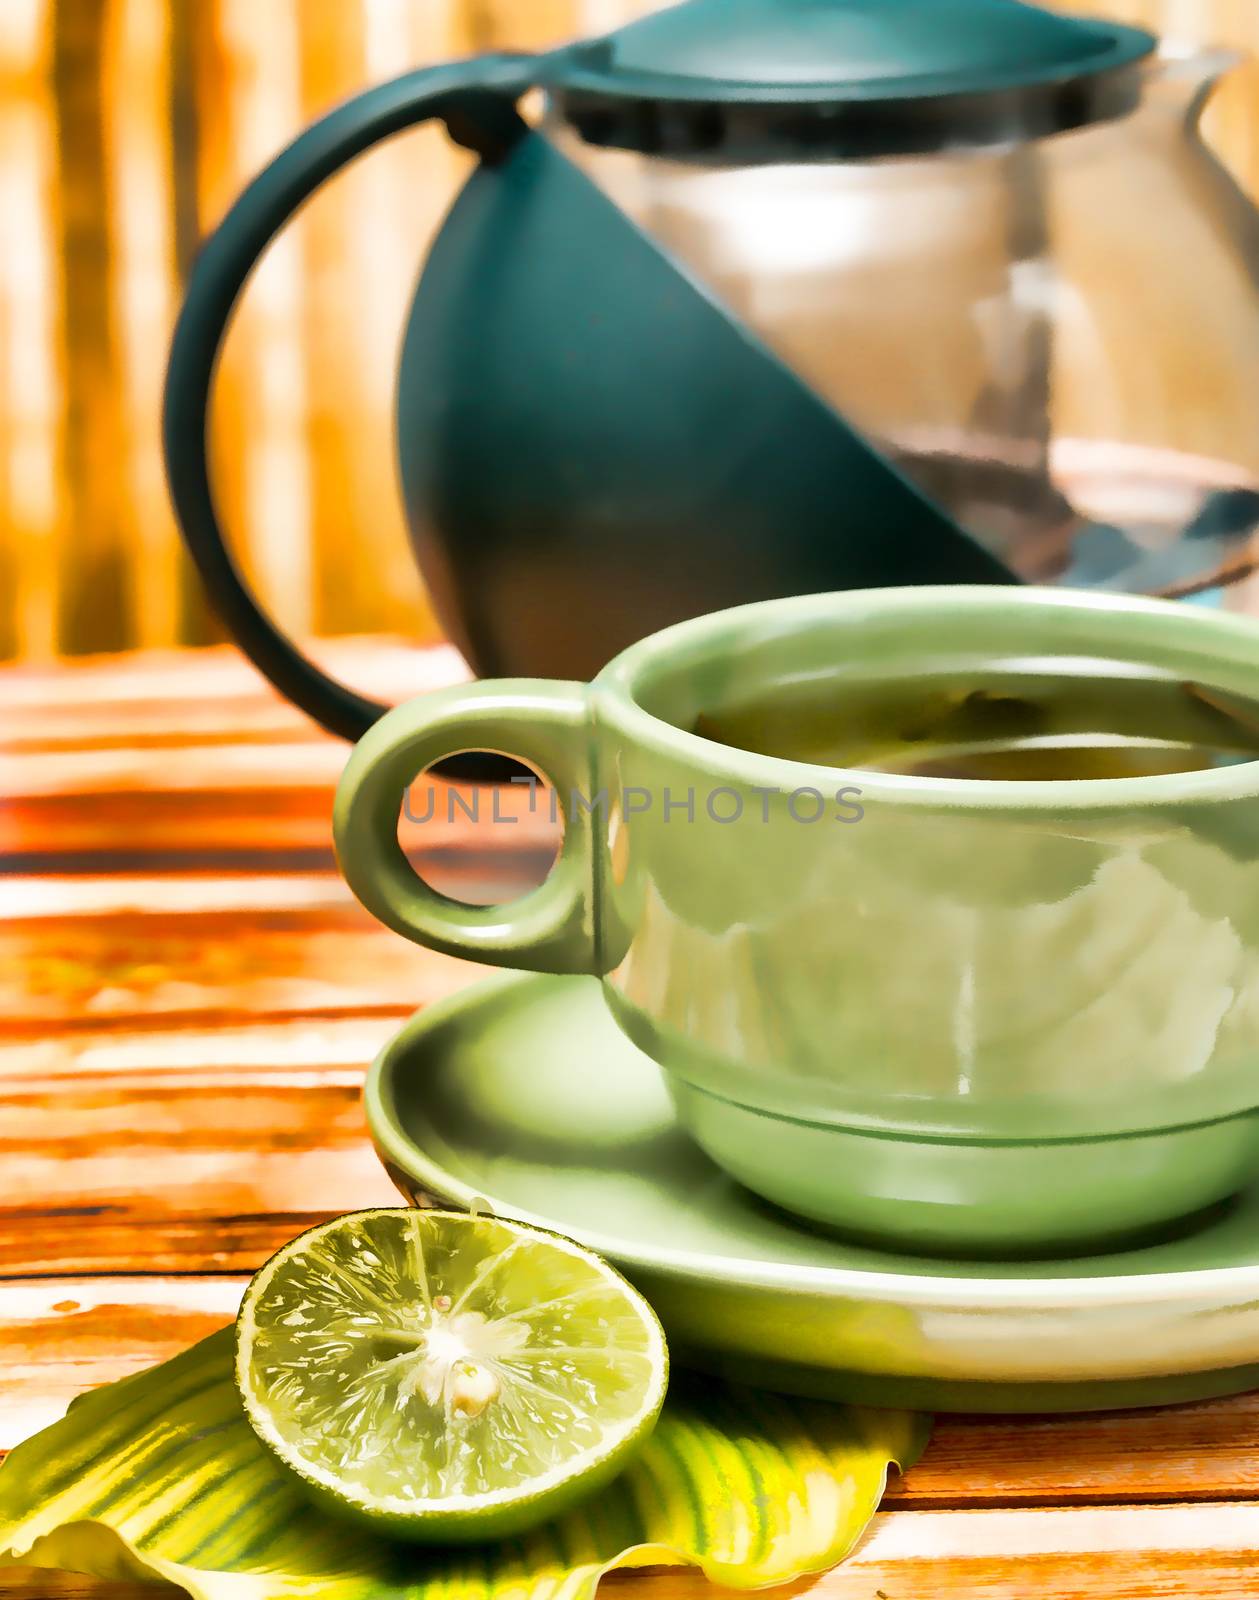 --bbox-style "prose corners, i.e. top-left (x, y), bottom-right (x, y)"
top-left (900, 442), bottom-right (1259, 601)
